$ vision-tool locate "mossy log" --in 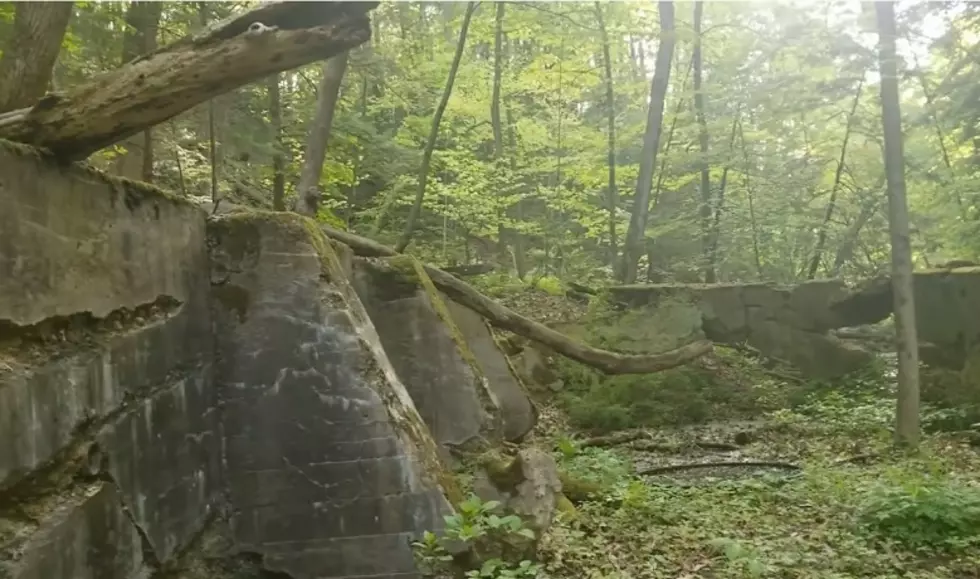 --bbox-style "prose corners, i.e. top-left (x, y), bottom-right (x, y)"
top-left (0, 2), bottom-right (377, 160)
top-left (321, 225), bottom-right (712, 375)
